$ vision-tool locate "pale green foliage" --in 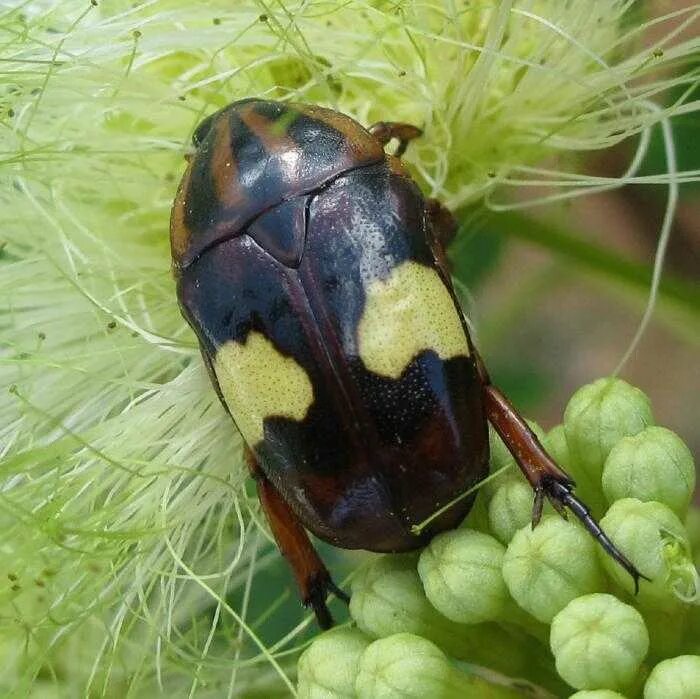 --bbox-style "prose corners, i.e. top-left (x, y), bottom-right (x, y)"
top-left (599, 499), bottom-right (698, 608)
top-left (643, 655), bottom-right (700, 699)
top-left (355, 633), bottom-right (523, 699)
top-left (564, 378), bottom-right (654, 515)
top-left (483, 420), bottom-right (544, 498)
top-left (545, 425), bottom-right (572, 468)
top-left (1, 0), bottom-right (698, 696)
top-left (602, 426), bottom-right (696, 518)
top-left (569, 692), bottom-right (627, 699)
top-left (348, 554), bottom-right (502, 666)
top-left (418, 529), bottom-right (509, 624)
top-left (550, 593), bottom-right (649, 691)
top-left (546, 421), bottom-right (611, 522)
top-left (355, 633), bottom-right (459, 699)
top-left (502, 516), bottom-right (606, 623)
top-left (297, 627), bottom-right (371, 699)
top-left (348, 554), bottom-right (554, 684)
top-left (488, 479), bottom-right (535, 544)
